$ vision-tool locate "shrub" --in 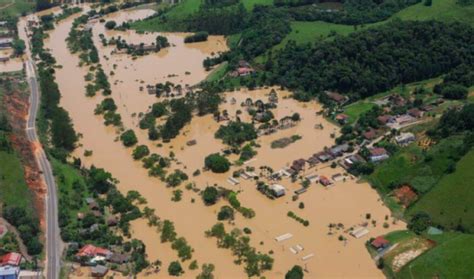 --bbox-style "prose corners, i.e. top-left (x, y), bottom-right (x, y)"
top-left (105, 20), bottom-right (117, 30)
top-left (202, 186), bottom-right (219, 205)
top-left (132, 145), bottom-right (150, 160)
top-left (204, 153), bottom-right (230, 173)
top-left (120, 129), bottom-right (138, 147)
top-left (168, 261), bottom-right (184, 276)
